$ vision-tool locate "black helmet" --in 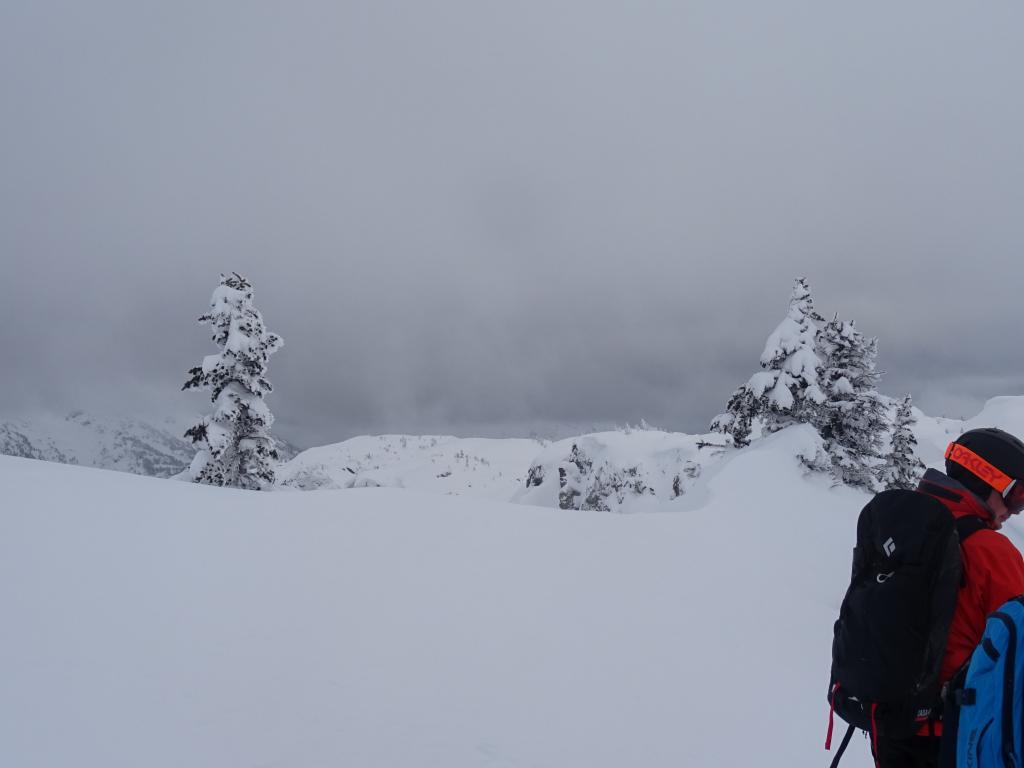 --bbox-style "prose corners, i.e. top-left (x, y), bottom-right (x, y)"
top-left (945, 427), bottom-right (1024, 499)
